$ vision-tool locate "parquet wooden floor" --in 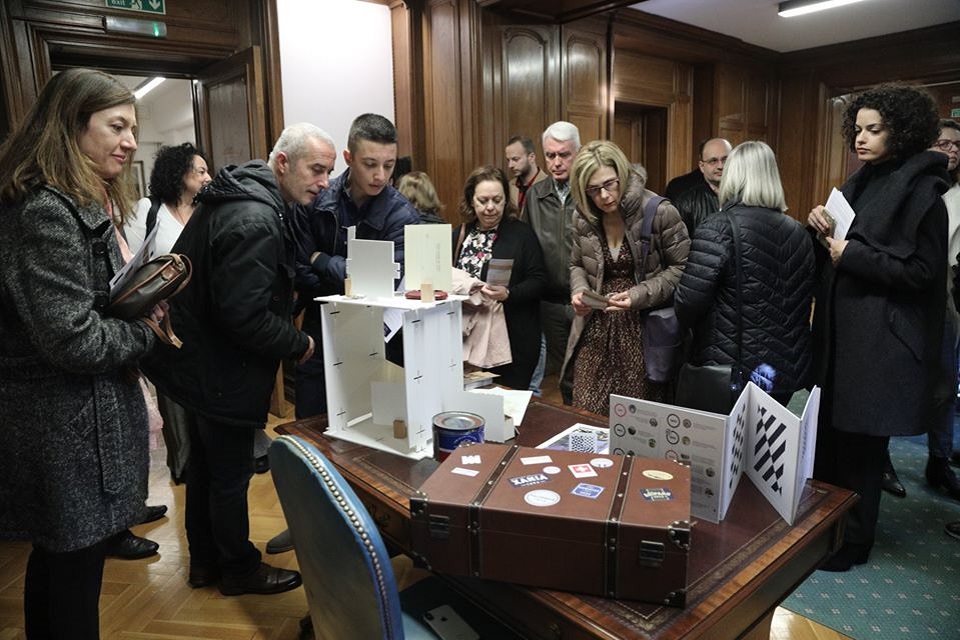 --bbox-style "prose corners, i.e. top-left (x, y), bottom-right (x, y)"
top-left (0, 408), bottom-right (847, 640)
